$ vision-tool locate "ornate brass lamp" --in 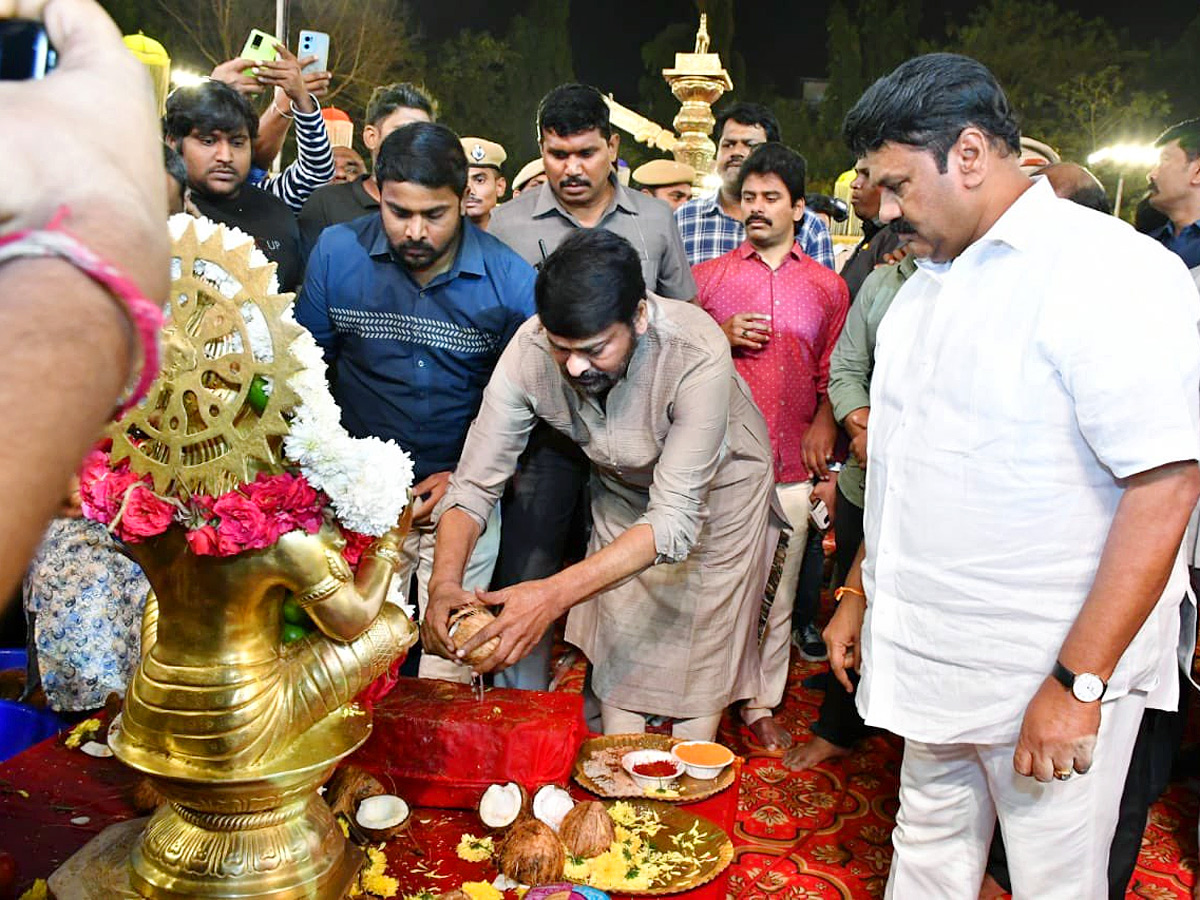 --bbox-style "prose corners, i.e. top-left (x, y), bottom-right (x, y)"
top-left (50, 220), bottom-right (417, 899)
top-left (604, 14), bottom-right (733, 191)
